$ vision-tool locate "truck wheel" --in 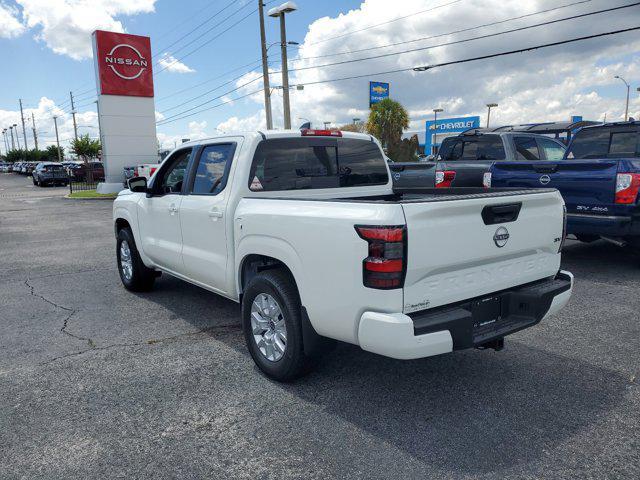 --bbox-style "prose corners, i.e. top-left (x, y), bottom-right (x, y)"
top-left (116, 228), bottom-right (156, 292)
top-left (242, 269), bottom-right (311, 381)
